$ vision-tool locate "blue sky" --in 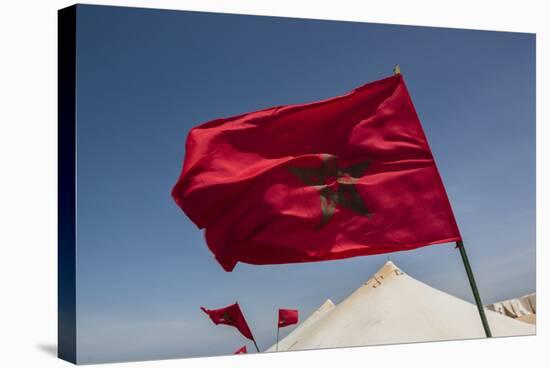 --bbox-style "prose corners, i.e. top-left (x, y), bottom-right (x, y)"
top-left (74, 4), bottom-right (535, 364)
